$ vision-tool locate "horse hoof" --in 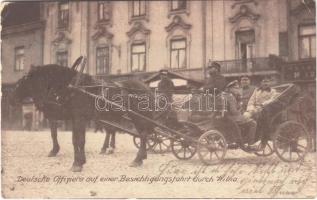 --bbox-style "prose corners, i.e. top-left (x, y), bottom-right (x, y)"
top-left (71, 165), bottom-right (83, 172)
top-left (129, 160), bottom-right (143, 167)
top-left (107, 148), bottom-right (114, 155)
top-left (99, 149), bottom-right (107, 155)
top-left (48, 151), bottom-right (58, 157)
